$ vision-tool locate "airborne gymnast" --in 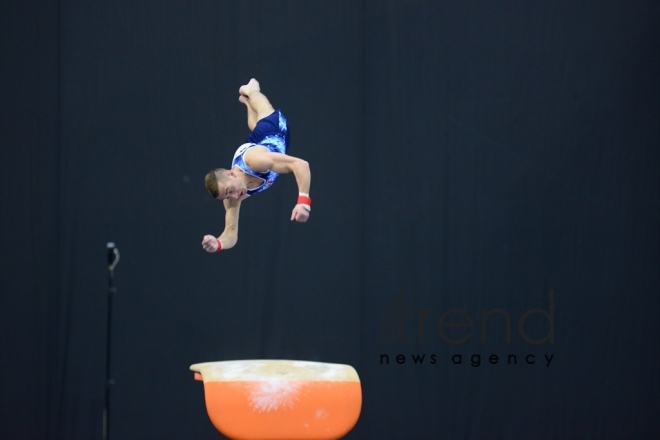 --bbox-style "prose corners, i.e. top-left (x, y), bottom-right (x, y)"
top-left (201, 79), bottom-right (312, 252)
